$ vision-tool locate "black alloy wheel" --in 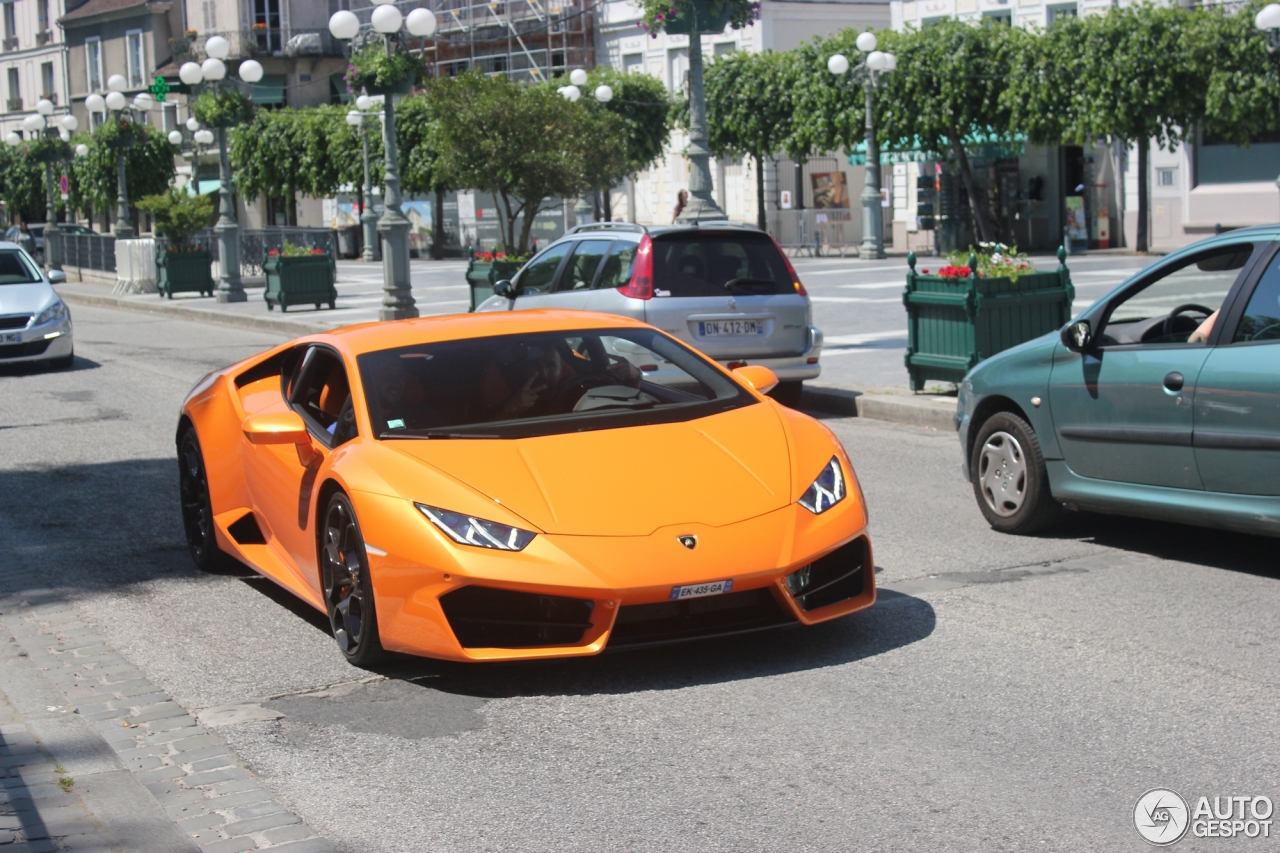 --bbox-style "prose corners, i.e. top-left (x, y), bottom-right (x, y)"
top-left (321, 492), bottom-right (385, 667)
top-left (969, 411), bottom-right (1061, 535)
top-left (178, 429), bottom-right (233, 571)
